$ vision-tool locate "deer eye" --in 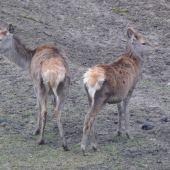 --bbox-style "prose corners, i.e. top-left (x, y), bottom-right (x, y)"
top-left (142, 43), bottom-right (146, 45)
